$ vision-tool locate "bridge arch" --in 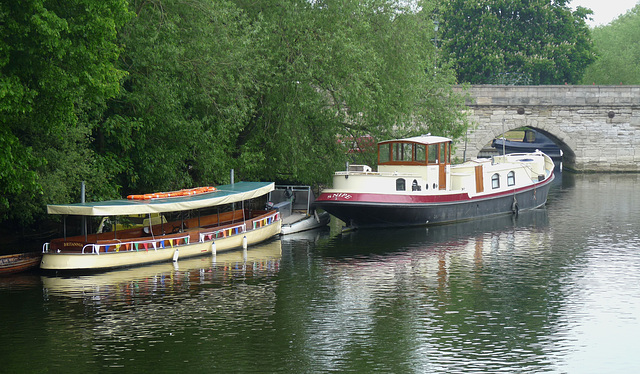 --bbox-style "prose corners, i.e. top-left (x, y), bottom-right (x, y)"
top-left (453, 85), bottom-right (640, 172)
